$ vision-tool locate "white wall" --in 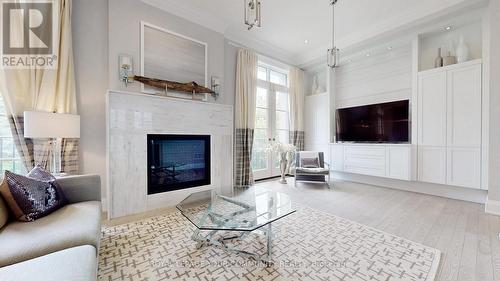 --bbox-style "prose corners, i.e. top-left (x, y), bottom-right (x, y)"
top-left (335, 45), bottom-right (413, 108)
top-left (488, 0), bottom-right (500, 202)
top-left (73, 0), bottom-right (109, 201)
top-left (108, 0), bottom-right (231, 105)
